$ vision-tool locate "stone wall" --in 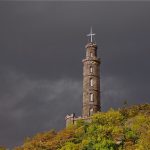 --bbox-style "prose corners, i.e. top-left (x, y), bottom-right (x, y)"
top-left (65, 114), bottom-right (91, 127)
